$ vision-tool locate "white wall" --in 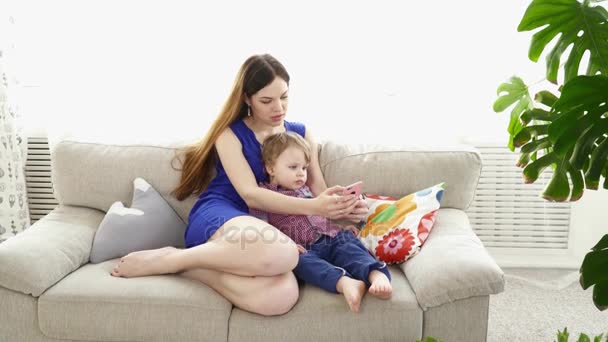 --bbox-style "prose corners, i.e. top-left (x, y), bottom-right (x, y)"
top-left (570, 184), bottom-right (608, 265)
top-left (5, 0), bottom-right (606, 267)
top-left (7, 0), bottom-right (537, 146)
